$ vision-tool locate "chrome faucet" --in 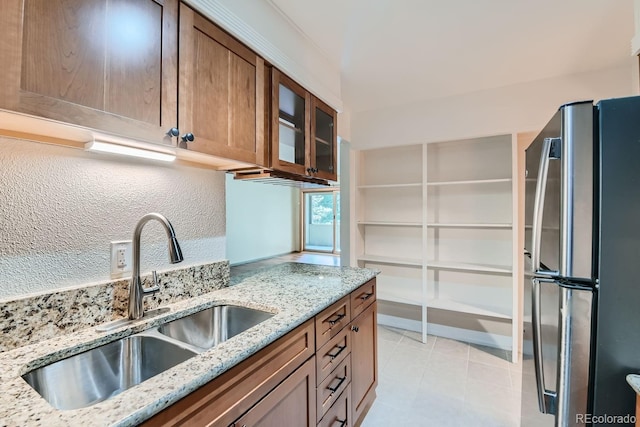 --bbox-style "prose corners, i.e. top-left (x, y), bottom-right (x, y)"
top-left (128, 213), bottom-right (184, 320)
